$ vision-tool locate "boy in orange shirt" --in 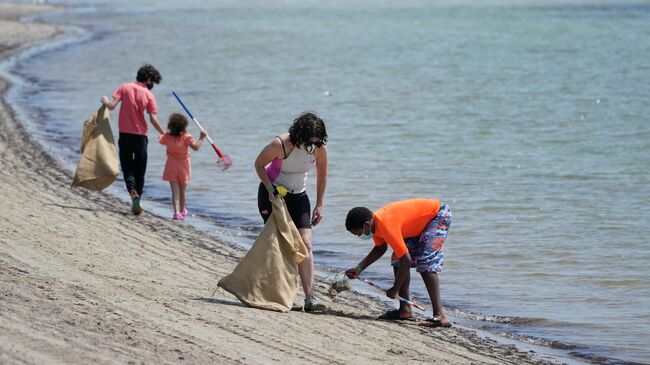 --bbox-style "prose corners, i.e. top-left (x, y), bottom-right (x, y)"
top-left (345, 198), bottom-right (452, 327)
